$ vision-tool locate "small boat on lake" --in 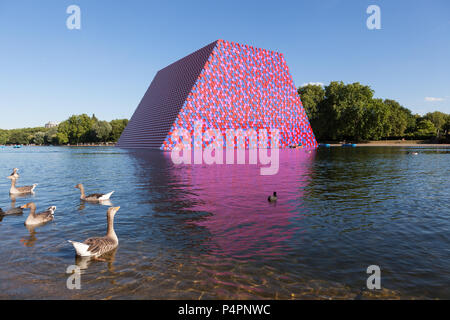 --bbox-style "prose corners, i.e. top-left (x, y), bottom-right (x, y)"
top-left (342, 143), bottom-right (357, 147)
